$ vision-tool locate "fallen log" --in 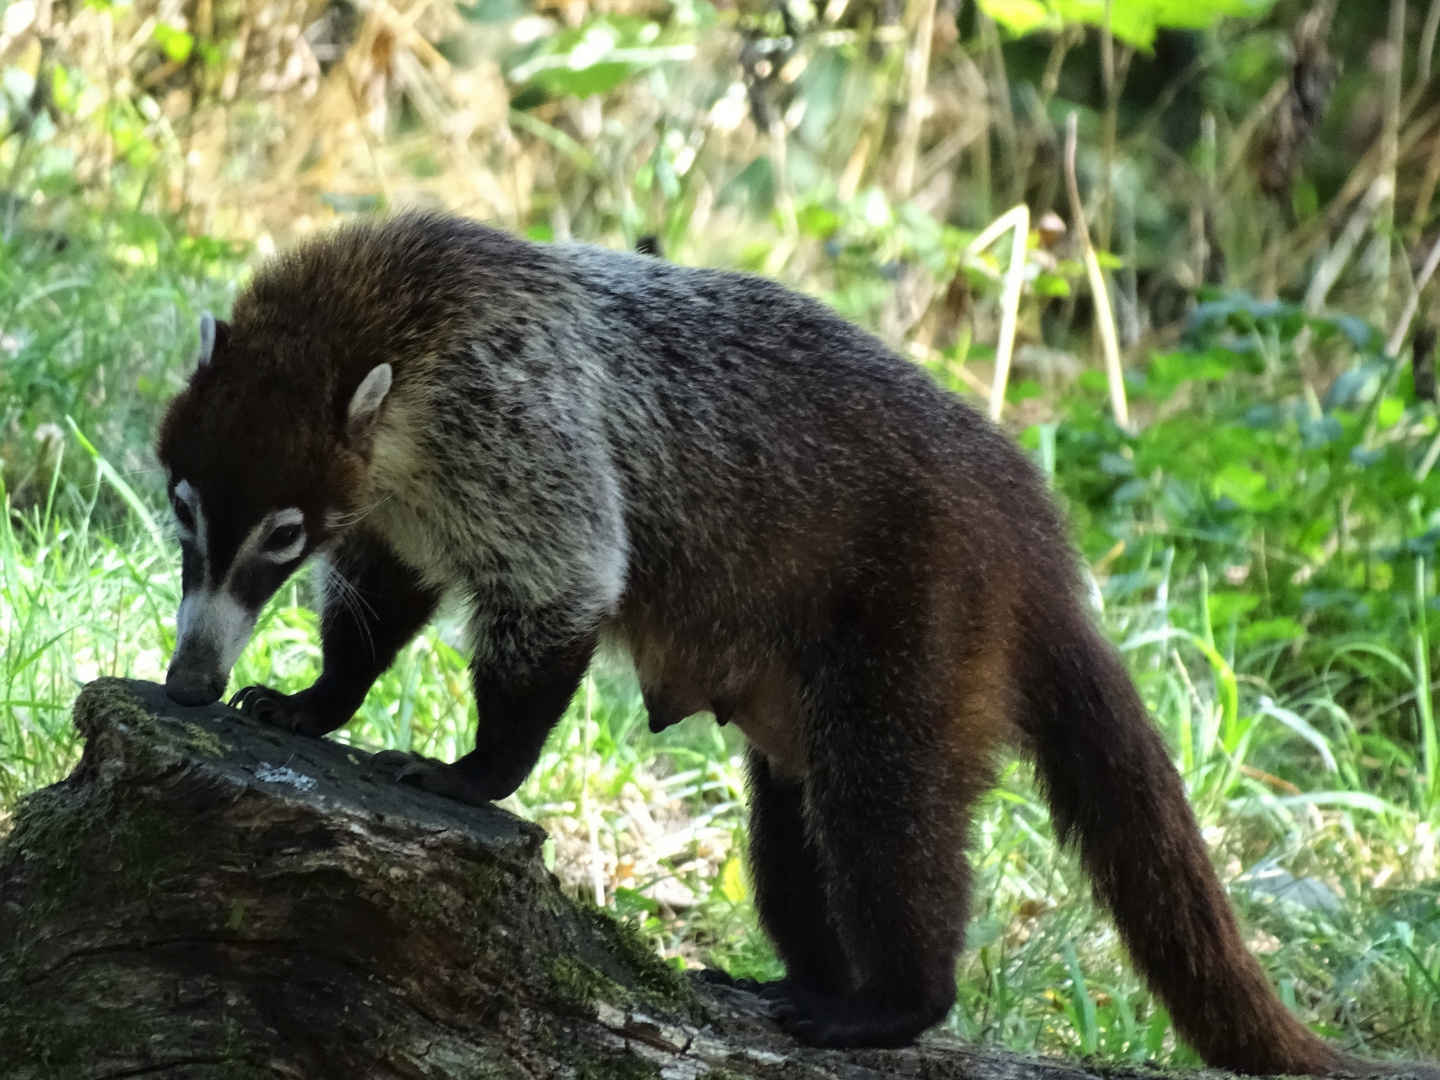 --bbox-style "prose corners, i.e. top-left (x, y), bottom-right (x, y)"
top-left (0, 678), bottom-right (1203, 1079)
